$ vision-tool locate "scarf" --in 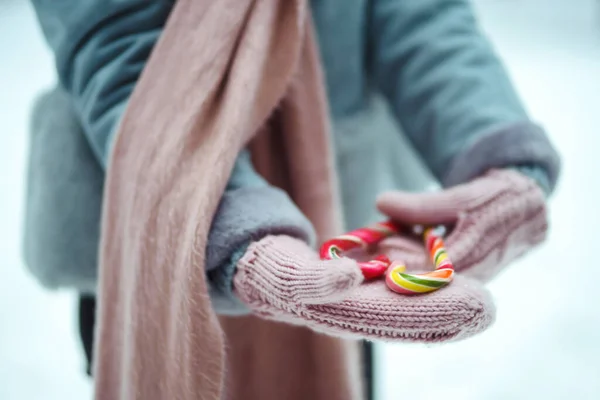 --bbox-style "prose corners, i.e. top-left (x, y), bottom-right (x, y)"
top-left (94, 1), bottom-right (363, 398)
